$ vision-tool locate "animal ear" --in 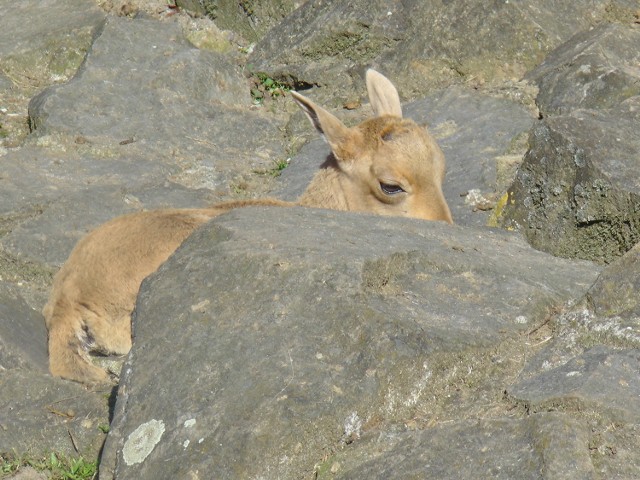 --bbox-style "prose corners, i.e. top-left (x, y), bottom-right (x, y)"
top-left (366, 69), bottom-right (402, 118)
top-left (291, 91), bottom-right (353, 158)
